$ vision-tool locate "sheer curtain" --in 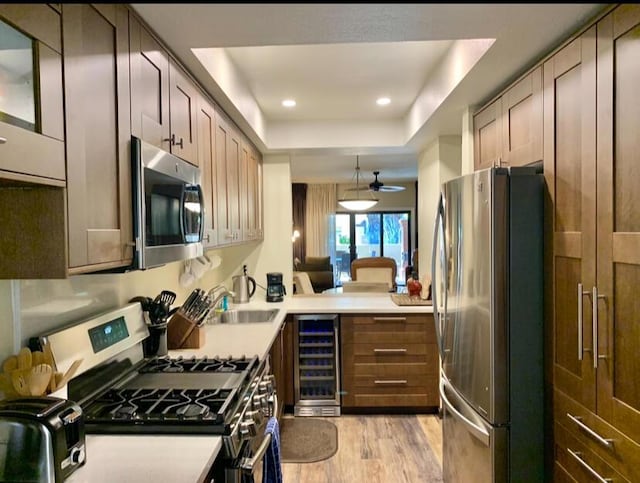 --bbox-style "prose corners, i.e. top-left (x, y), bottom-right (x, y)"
top-left (305, 184), bottom-right (336, 260)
